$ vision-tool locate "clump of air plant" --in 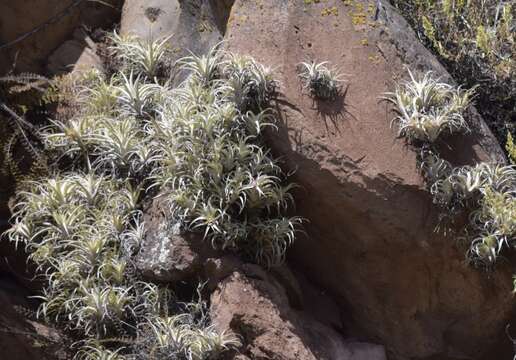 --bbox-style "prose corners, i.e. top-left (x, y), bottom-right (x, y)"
top-left (419, 149), bottom-right (516, 268)
top-left (6, 32), bottom-right (299, 359)
top-left (298, 60), bottom-right (343, 101)
top-left (391, 0), bottom-right (515, 148)
top-left (387, 67), bottom-right (516, 272)
top-left (109, 31), bottom-right (172, 79)
top-left (223, 53), bottom-right (278, 111)
top-left (150, 44), bottom-right (301, 267)
top-left (383, 69), bottom-right (475, 143)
